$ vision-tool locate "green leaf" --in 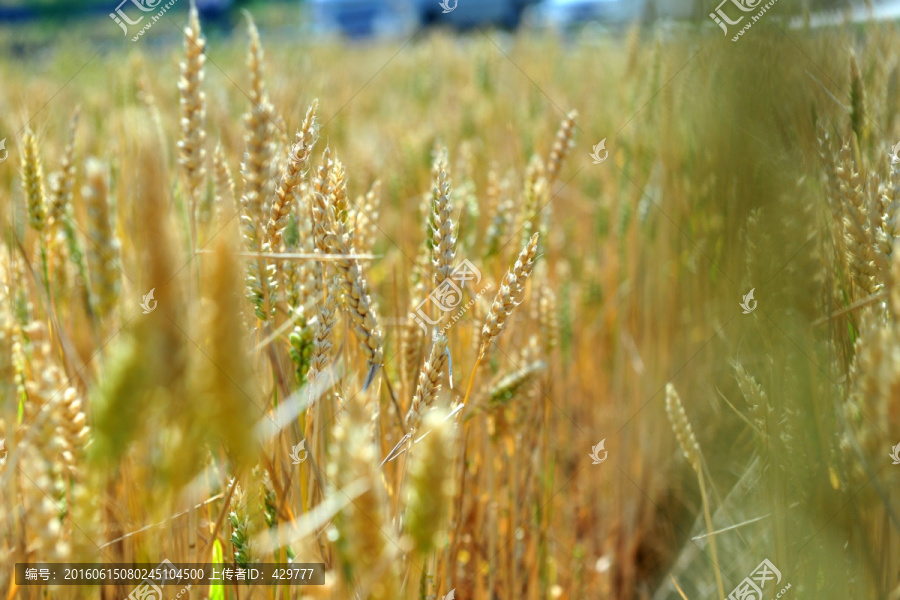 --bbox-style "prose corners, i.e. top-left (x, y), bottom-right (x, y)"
top-left (209, 538), bottom-right (224, 600)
